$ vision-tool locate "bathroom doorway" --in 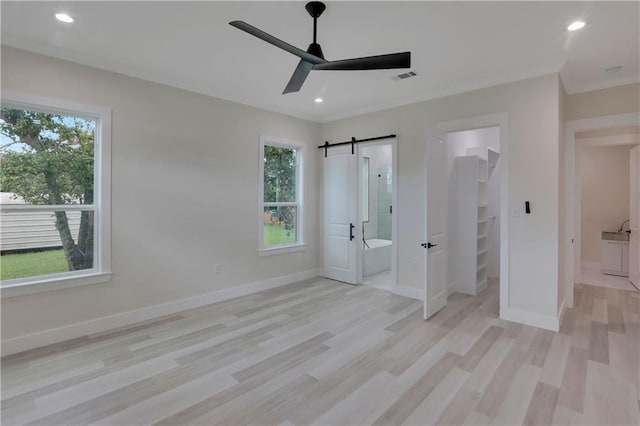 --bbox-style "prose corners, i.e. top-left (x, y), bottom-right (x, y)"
top-left (359, 140), bottom-right (397, 291)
